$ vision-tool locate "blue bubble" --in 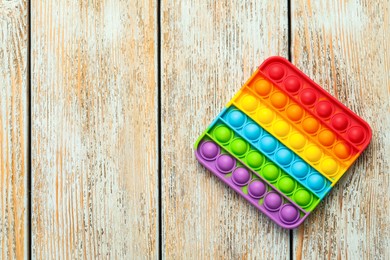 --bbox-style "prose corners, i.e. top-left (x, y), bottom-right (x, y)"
top-left (260, 135), bottom-right (278, 154)
top-left (275, 148), bottom-right (293, 166)
top-left (243, 123), bottom-right (261, 140)
top-left (227, 110), bottom-right (246, 128)
top-left (307, 173), bottom-right (325, 191)
top-left (291, 160), bottom-right (309, 178)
